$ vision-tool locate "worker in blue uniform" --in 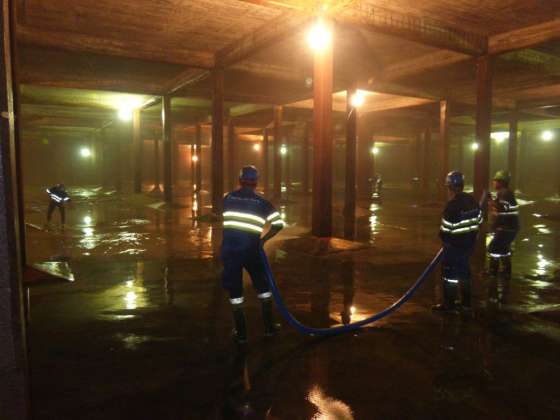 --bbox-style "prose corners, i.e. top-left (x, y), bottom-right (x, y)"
top-left (488, 170), bottom-right (519, 278)
top-left (433, 171), bottom-right (482, 312)
top-left (46, 183), bottom-right (71, 228)
top-left (221, 166), bottom-right (285, 344)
